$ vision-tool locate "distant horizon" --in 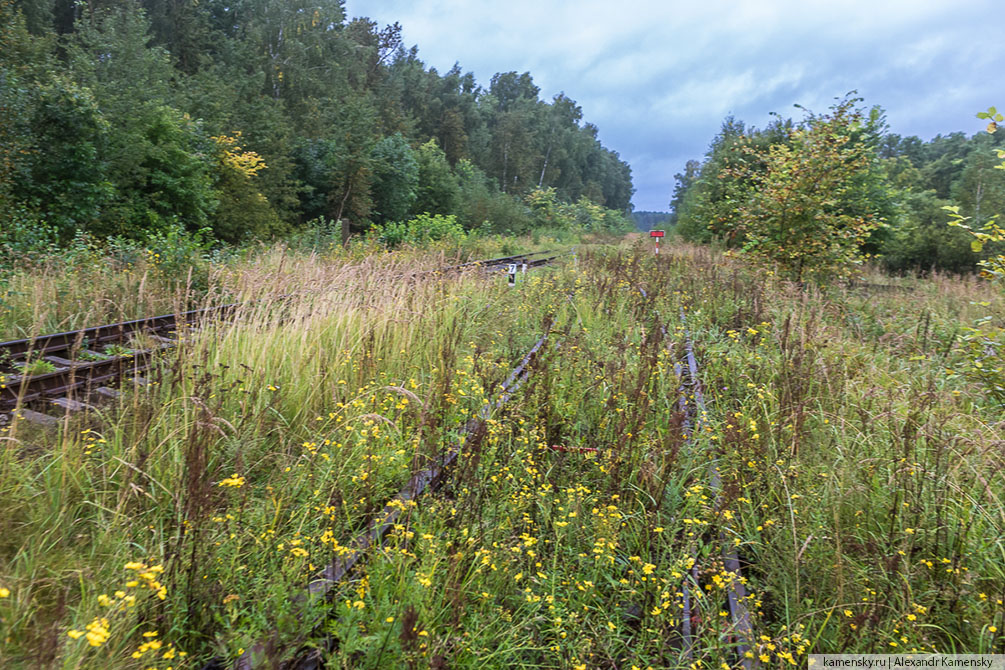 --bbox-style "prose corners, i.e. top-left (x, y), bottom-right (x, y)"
top-left (347, 0), bottom-right (1000, 212)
